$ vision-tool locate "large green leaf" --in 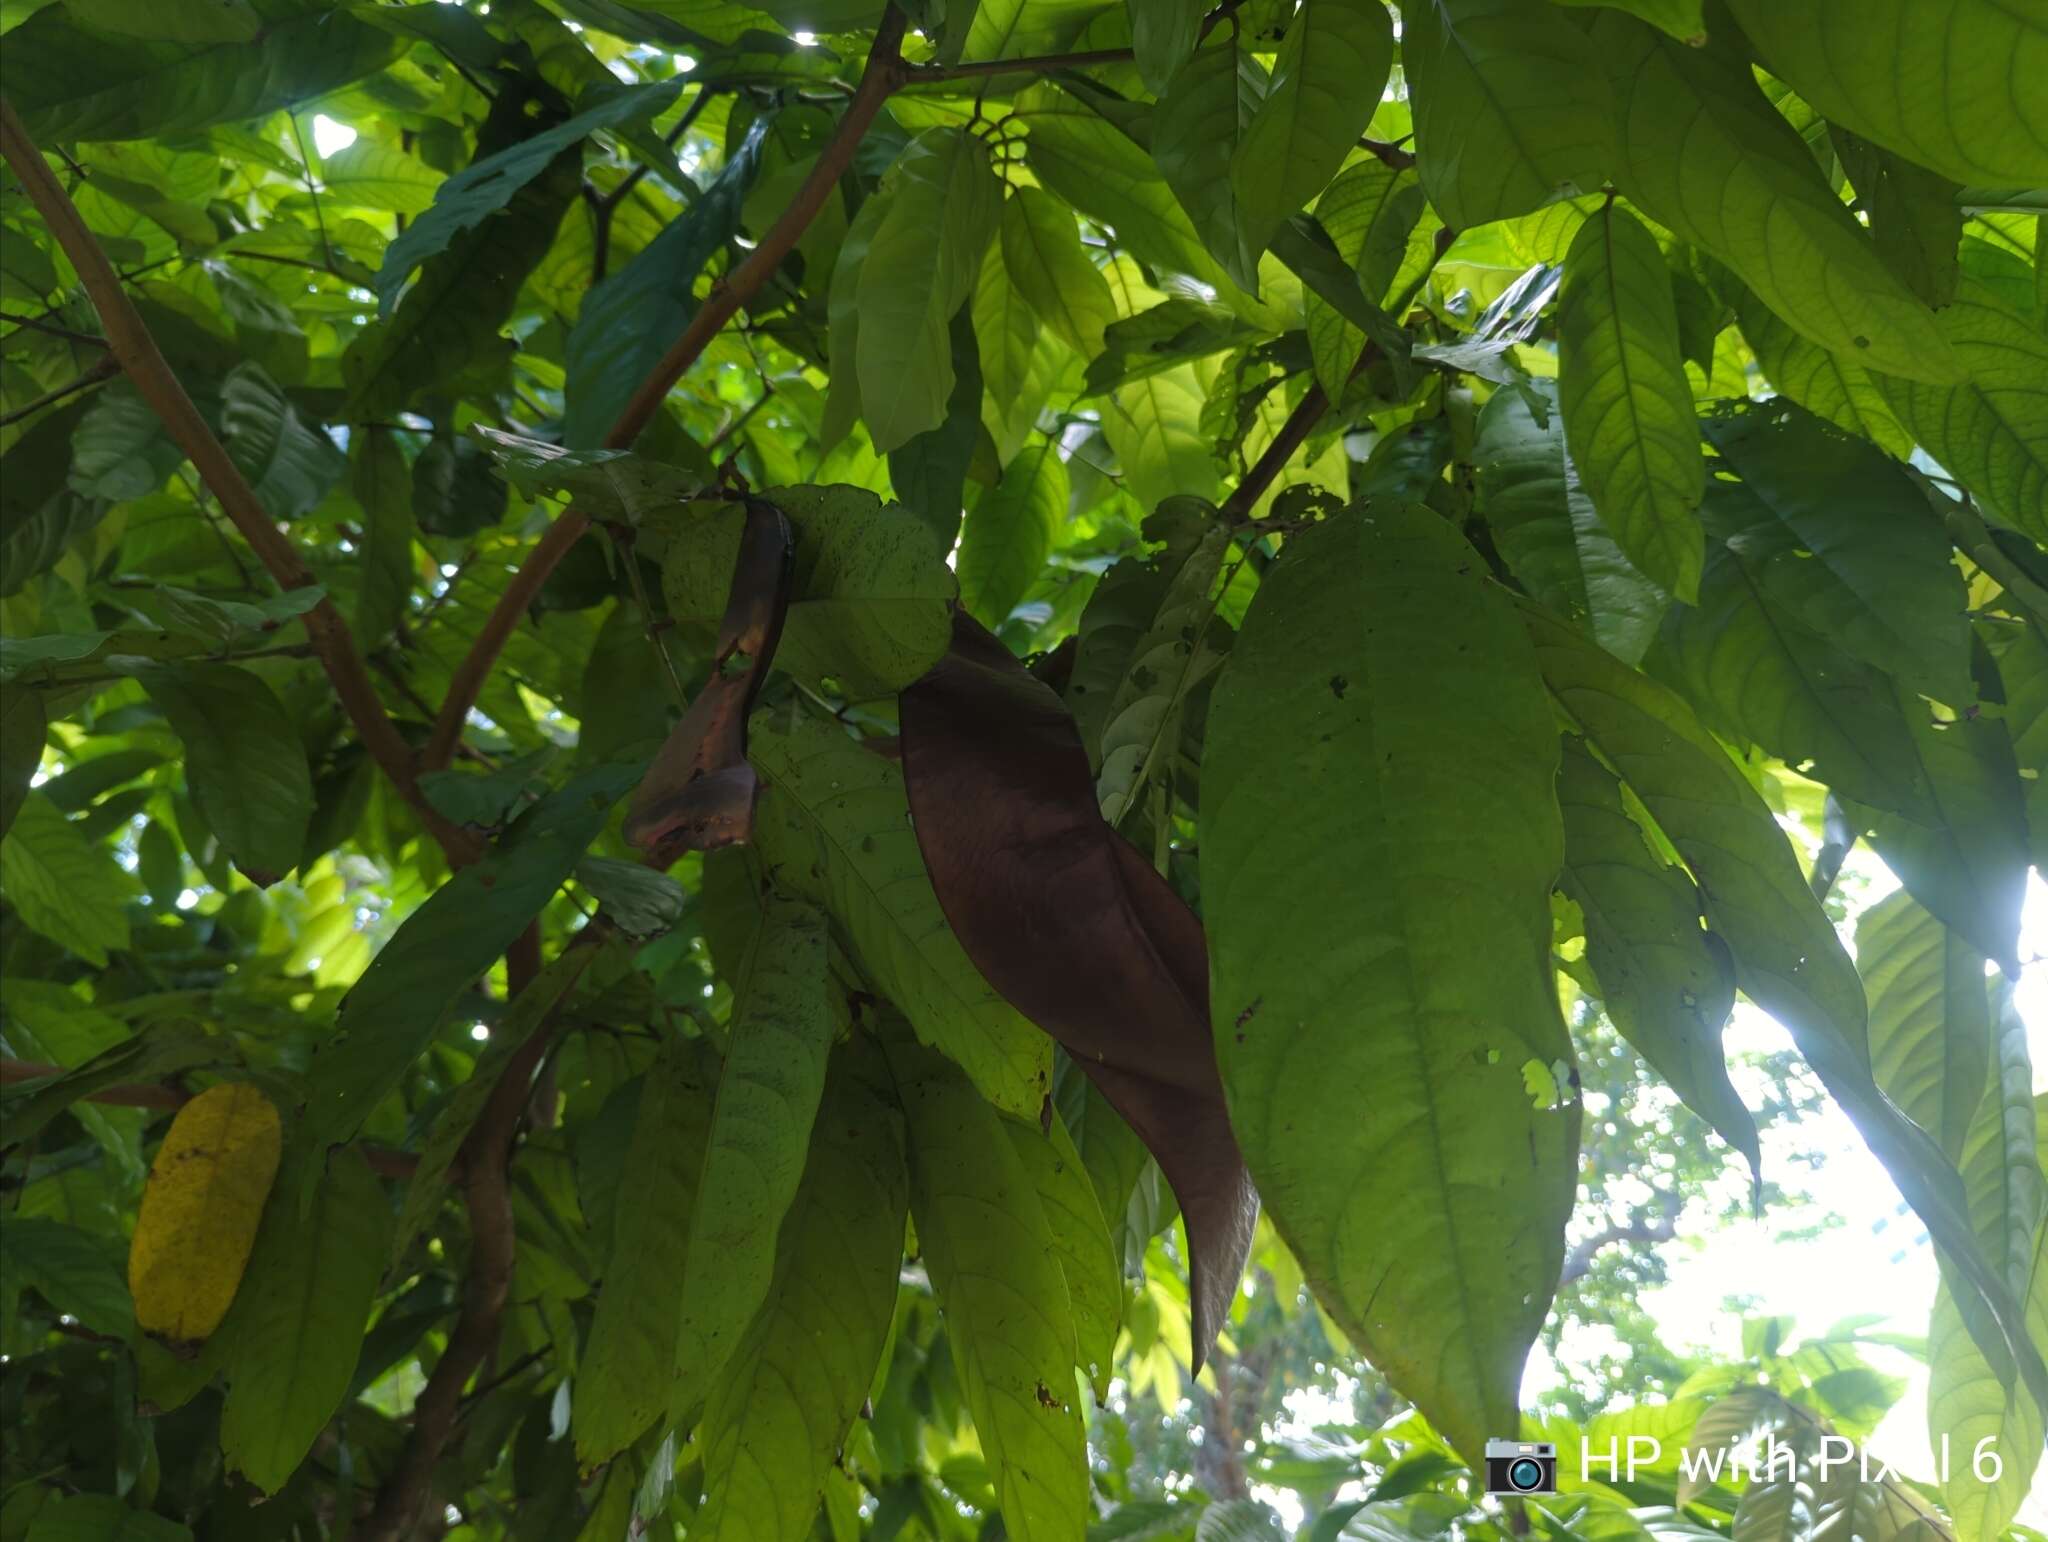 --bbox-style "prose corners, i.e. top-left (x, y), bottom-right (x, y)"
top-left (1591, 11), bottom-right (1963, 384)
top-left (750, 714), bottom-right (1052, 1121)
top-left (1401, 0), bottom-right (1614, 231)
top-left (318, 141), bottom-right (444, 216)
top-left (856, 129), bottom-right (1002, 453)
top-left (973, 239), bottom-right (1070, 465)
top-left (1472, 381), bottom-right (1667, 664)
top-left (1726, 0), bottom-right (2048, 187)
top-left (822, 184), bottom-right (896, 454)
top-left (691, 1043), bottom-right (910, 1542)
top-left (1557, 738), bottom-right (1758, 1177)
top-left (130, 662), bottom-right (312, 887)
top-left (1005, 1109), bottom-right (1123, 1400)
top-left (0, 683), bottom-right (44, 841)
top-left (889, 309), bottom-right (984, 549)
top-left (958, 441), bottom-right (1069, 629)
top-left (1, 6), bottom-right (399, 142)
top-left (888, 1034), bottom-right (1089, 1542)
top-left (1929, 1255), bottom-right (2044, 1542)
top-left (1129, 0), bottom-right (1205, 92)
top-left (563, 114), bottom-right (768, 448)
top-left (302, 763), bottom-right (640, 1152)
top-left (574, 1034), bottom-right (719, 1465)
top-left (0, 1216), bottom-right (133, 1340)
top-left (217, 1145), bottom-right (390, 1495)
top-left (0, 792), bottom-right (136, 967)
top-left (999, 187), bottom-right (1117, 362)
top-left (1859, 888), bottom-right (1992, 1167)
top-left (1202, 505), bottom-right (1577, 1471)
top-left (1729, 287), bottom-right (1914, 459)
top-left (1106, 363), bottom-right (1221, 512)
top-left (1835, 131), bottom-right (1964, 310)
top-left (1557, 202), bottom-right (1705, 602)
top-left (12, 1494), bottom-right (191, 1541)
top-left (659, 485), bottom-right (955, 701)
top-left (671, 900), bottom-right (835, 1419)
top-left (218, 363), bottom-right (344, 521)
top-left (1153, 33), bottom-right (1260, 290)
top-left (1699, 402), bottom-right (1972, 701)
top-left (1229, 0), bottom-right (1392, 269)
top-left (351, 427), bottom-right (413, 651)
top-left (1872, 277), bottom-right (2048, 542)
